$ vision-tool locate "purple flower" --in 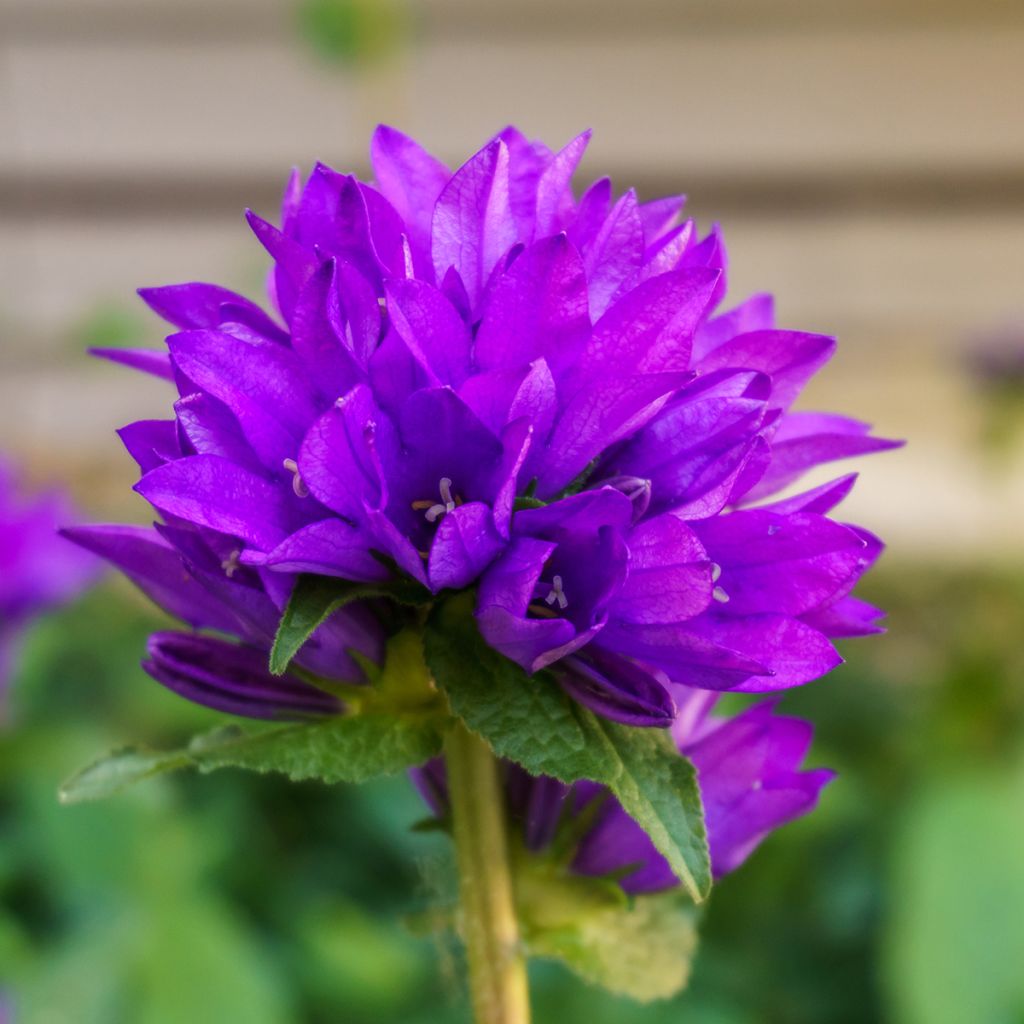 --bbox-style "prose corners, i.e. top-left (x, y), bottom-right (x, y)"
top-left (0, 459), bottom-right (98, 713)
top-left (63, 522), bottom-right (383, 717)
top-left (415, 692), bottom-right (834, 890)
top-left (75, 126), bottom-right (897, 725)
